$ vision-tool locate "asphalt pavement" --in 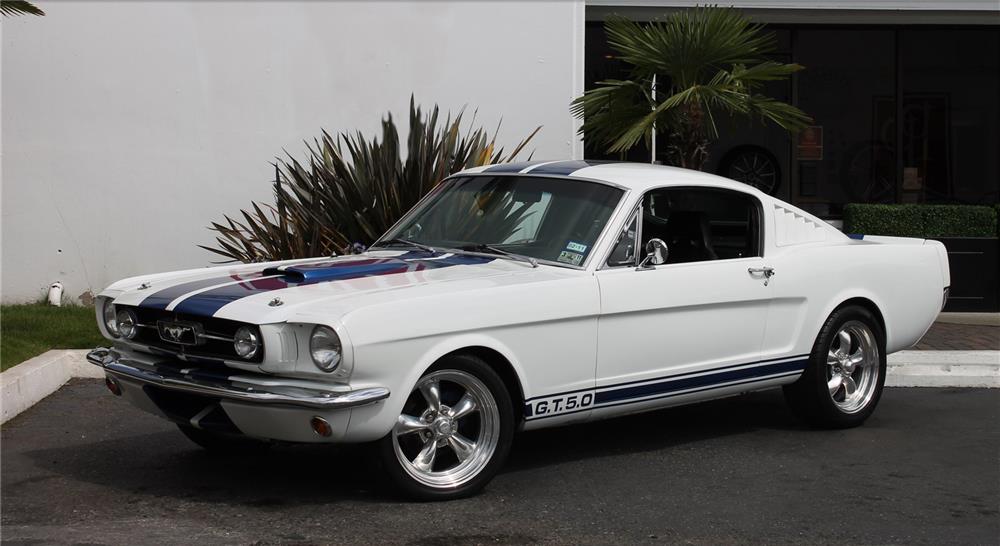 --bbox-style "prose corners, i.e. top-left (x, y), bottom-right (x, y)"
top-left (2, 379), bottom-right (997, 545)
